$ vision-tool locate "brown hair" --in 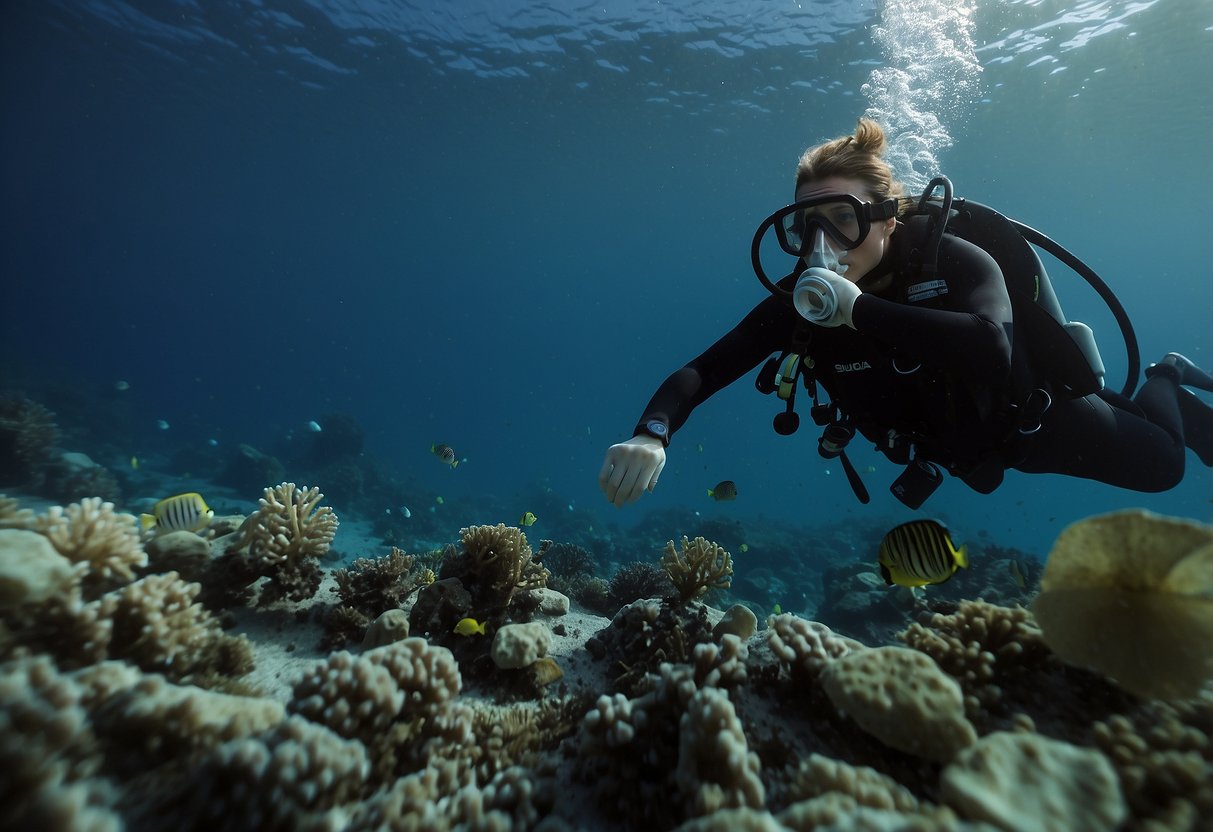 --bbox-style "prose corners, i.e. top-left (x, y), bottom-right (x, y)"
top-left (794, 118), bottom-right (906, 204)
